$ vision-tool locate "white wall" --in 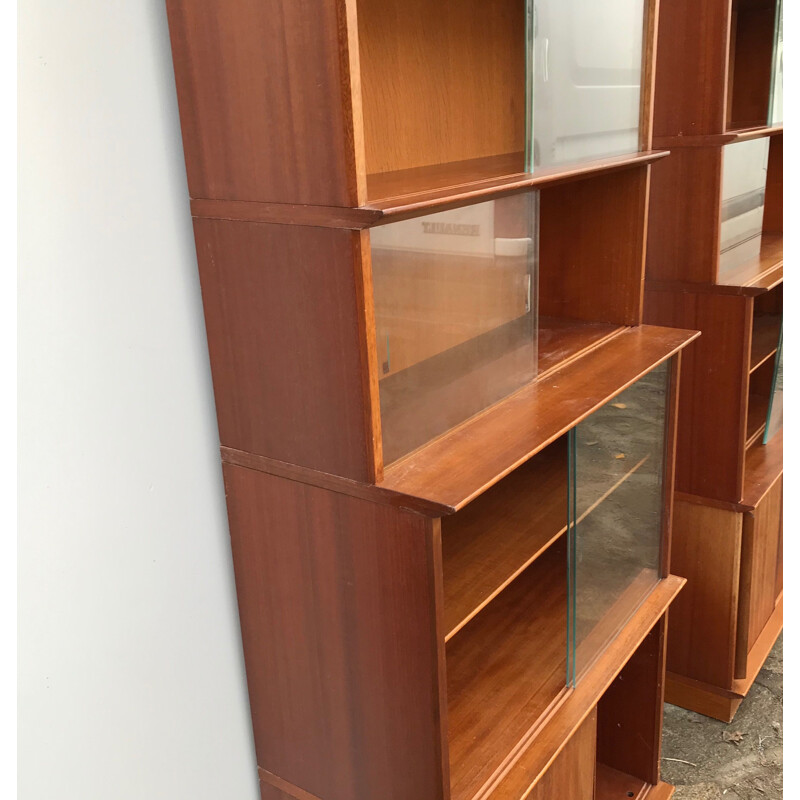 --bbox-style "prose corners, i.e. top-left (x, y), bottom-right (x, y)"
top-left (18, 3), bottom-right (260, 798)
